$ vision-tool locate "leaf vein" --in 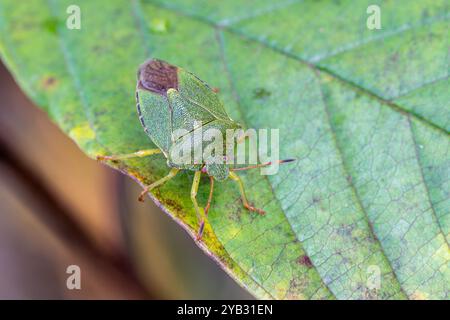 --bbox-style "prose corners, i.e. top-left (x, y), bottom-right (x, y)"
top-left (313, 69), bottom-right (410, 299)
